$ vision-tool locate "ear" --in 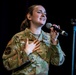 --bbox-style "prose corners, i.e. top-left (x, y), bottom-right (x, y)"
top-left (27, 13), bottom-right (32, 20)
